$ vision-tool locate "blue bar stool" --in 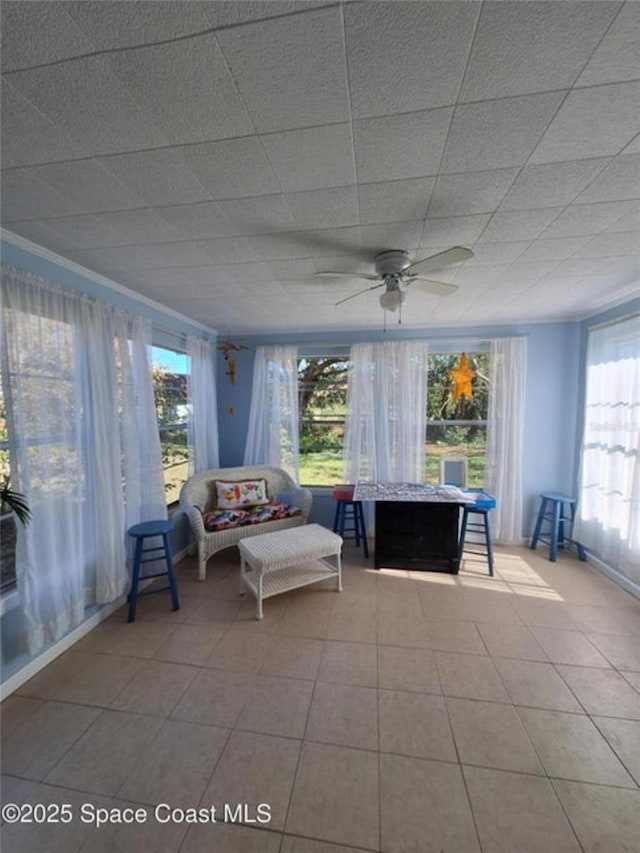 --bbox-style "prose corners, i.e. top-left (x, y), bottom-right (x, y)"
top-left (458, 490), bottom-right (496, 576)
top-left (332, 484), bottom-right (369, 558)
top-left (530, 493), bottom-right (587, 562)
top-left (127, 519), bottom-right (180, 622)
